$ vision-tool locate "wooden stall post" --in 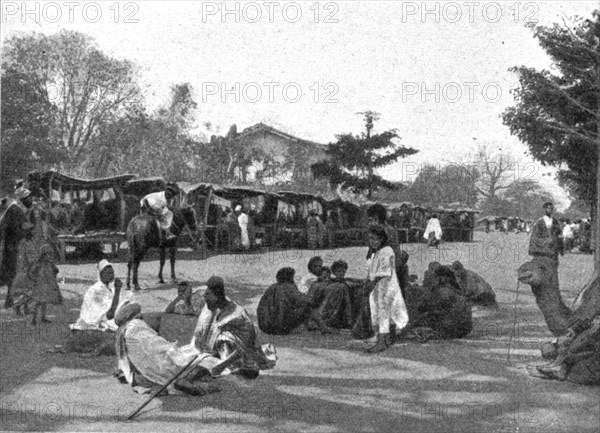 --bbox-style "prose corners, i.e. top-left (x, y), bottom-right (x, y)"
top-left (202, 186), bottom-right (213, 257)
